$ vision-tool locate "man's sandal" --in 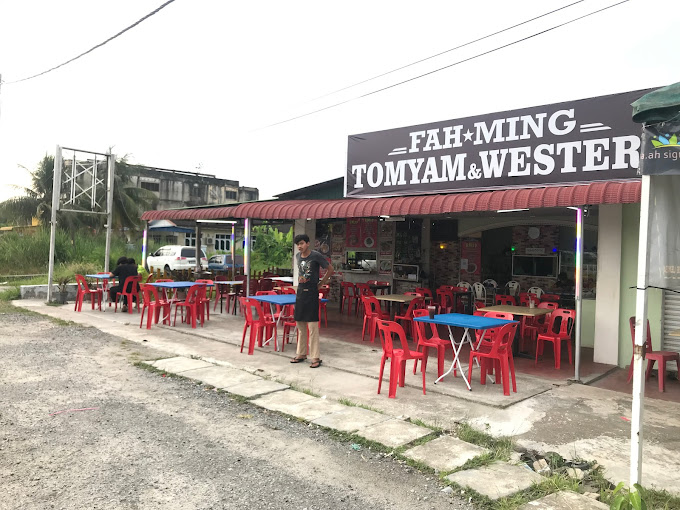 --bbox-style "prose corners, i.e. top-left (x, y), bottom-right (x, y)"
top-left (290, 357), bottom-right (307, 364)
top-left (309, 359), bottom-right (323, 368)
